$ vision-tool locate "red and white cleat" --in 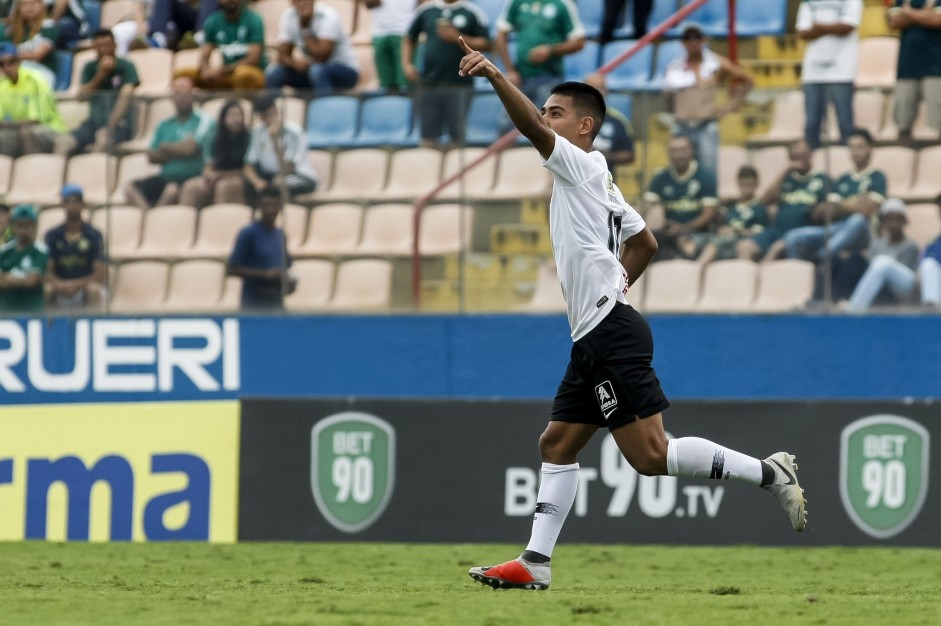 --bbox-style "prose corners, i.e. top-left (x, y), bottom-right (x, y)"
top-left (468, 557), bottom-right (550, 590)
